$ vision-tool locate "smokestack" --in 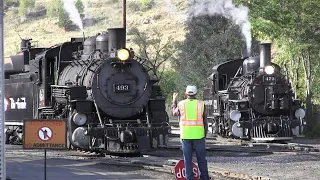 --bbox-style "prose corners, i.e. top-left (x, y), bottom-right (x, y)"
top-left (108, 28), bottom-right (126, 53)
top-left (259, 43), bottom-right (272, 69)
